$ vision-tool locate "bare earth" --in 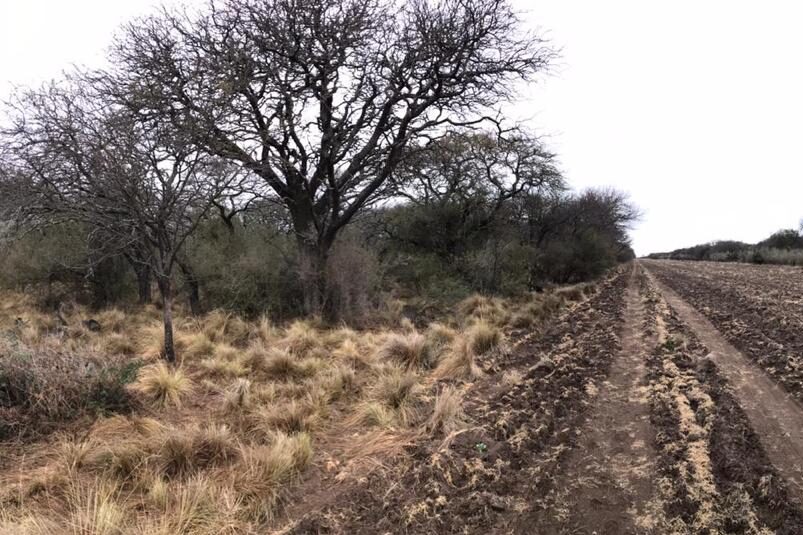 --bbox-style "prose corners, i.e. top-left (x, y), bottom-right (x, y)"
top-left (508, 266), bottom-right (660, 534)
top-left (284, 260), bottom-right (803, 533)
top-left (644, 264), bottom-right (803, 504)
